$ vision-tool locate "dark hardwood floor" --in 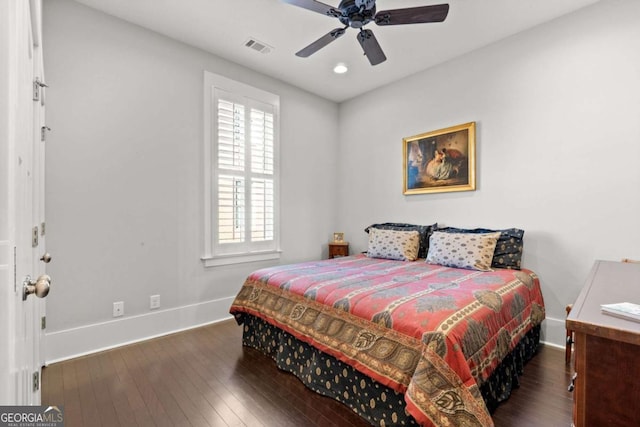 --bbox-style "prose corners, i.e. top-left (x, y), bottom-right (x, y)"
top-left (42, 320), bottom-right (574, 426)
